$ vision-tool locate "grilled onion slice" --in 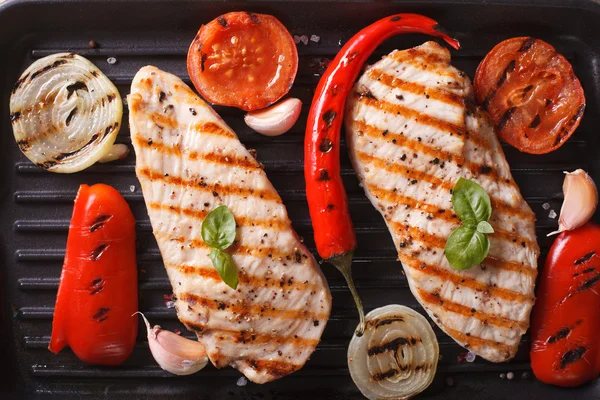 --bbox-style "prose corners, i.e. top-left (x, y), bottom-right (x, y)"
top-left (10, 53), bottom-right (122, 173)
top-left (348, 305), bottom-right (439, 400)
